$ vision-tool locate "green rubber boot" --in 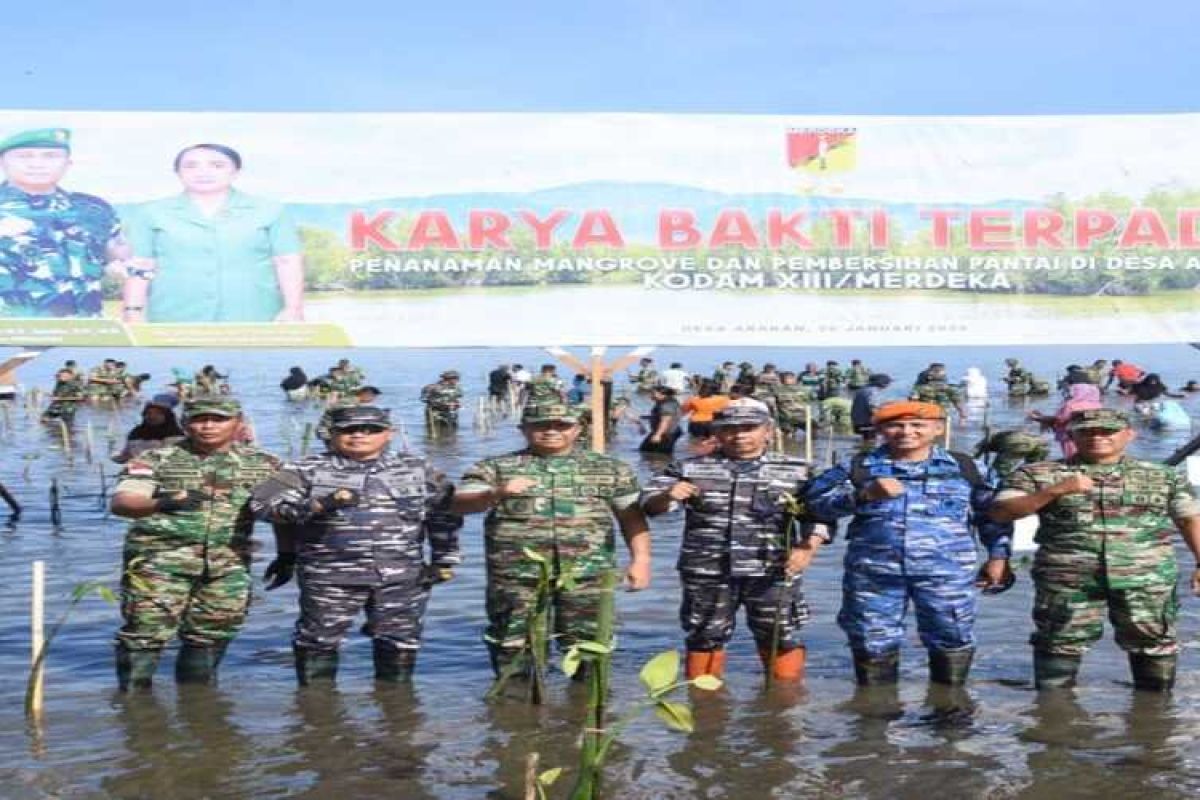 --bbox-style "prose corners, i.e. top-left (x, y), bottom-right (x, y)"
top-left (852, 649), bottom-right (900, 686)
top-left (175, 642), bottom-right (229, 685)
top-left (373, 642), bottom-right (417, 682)
top-left (116, 645), bottom-right (161, 691)
top-left (294, 647), bottom-right (339, 686)
top-left (929, 648), bottom-right (974, 686)
top-left (1033, 651), bottom-right (1081, 689)
top-left (1129, 653), bottom-right (1176, 692)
